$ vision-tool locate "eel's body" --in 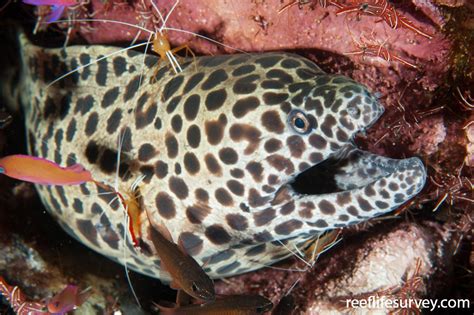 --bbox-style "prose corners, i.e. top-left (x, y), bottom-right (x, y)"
top-left (9, 32), bottom-right (426, 280)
